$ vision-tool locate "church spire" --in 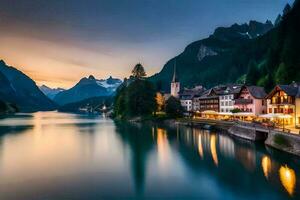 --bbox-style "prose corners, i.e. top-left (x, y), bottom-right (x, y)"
top-left (172, 59), bottom-right (178, 83)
